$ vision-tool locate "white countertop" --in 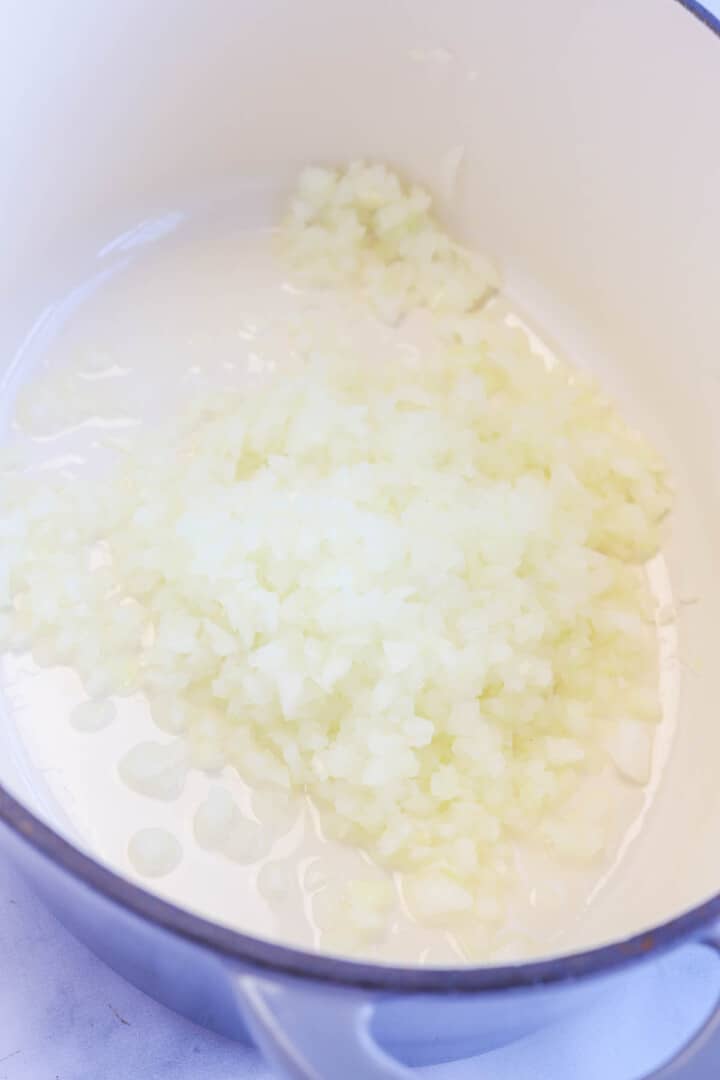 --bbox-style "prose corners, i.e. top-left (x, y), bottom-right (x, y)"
top-left (2, 3), bottom-right (720, 1076)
